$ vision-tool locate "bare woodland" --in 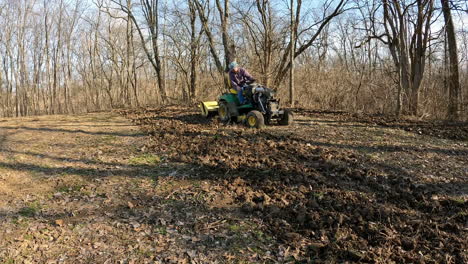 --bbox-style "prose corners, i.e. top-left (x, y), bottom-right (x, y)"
top-left (0, 0), bottom-right (466, 120)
